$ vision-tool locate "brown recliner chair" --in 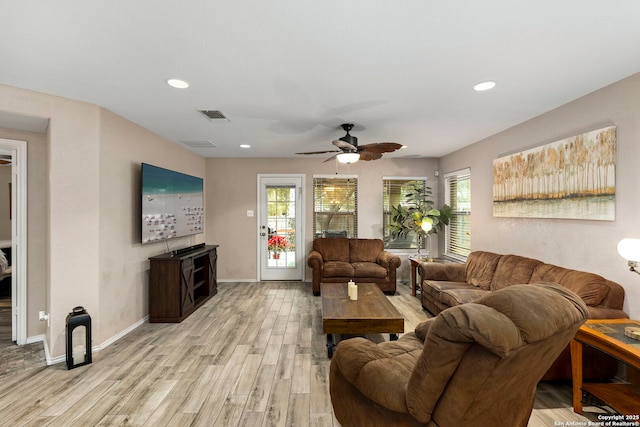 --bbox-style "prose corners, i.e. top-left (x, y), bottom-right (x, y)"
top-left (329, 282), bottom-right (588, 426)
